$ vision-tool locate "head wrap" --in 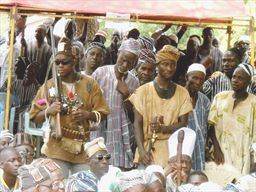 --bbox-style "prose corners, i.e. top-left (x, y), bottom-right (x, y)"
top-left (0, 130), bottom-right (14, 142)
top-left (84, 137), bottom-right (107, 158)
top-left (65, 170), bottom-right (97, 192)
top-left (118, 38), bottom-right (140, 56)
top-left (117, 170), bottom-right (145, 191)
top-left (12, 133), bottom-right (34, 148)
top-left (187, 63), bottom-right (206, 75)
top-left (168, 127), bottom-right (196, 159)
top-left (138, 49), bottom-right (156, 66)
top-left (237, 63), bottom-right (254, 78)
top-left (156, 45), bottom-right (180, 63)
top-left (138, 36), bottom-right (155, 51)
top-left (145, 165), bottom-right (165, 177)
top-left (85, 42), bottom-right (107, 55)
top-left (168, 34), bottom-right (178, 44)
